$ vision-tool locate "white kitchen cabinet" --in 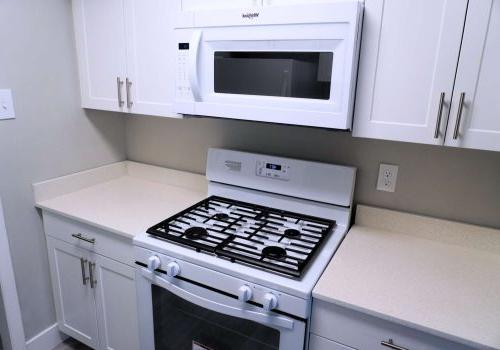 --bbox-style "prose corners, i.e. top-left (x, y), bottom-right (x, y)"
top-left (72, 0), bottom-right (128, 112)
top-left (262, 0), bottom-right (338, 6)
top-left (309, 334), bottom-right (356, 350)
top-left (47, 237), bottom-right (99, 348)
top-left (353, 0), bottom-right (468, 144)
top-left (181, 0), bottom-right (261, 11)
top-left (445, 0), bottom-right (500, 152)
top-left (94, 254), bottom-right (139, 350)
top-left (72, 0), bottom-right (180, 117)
top-left (44, 214), bottom-right (140, 350)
